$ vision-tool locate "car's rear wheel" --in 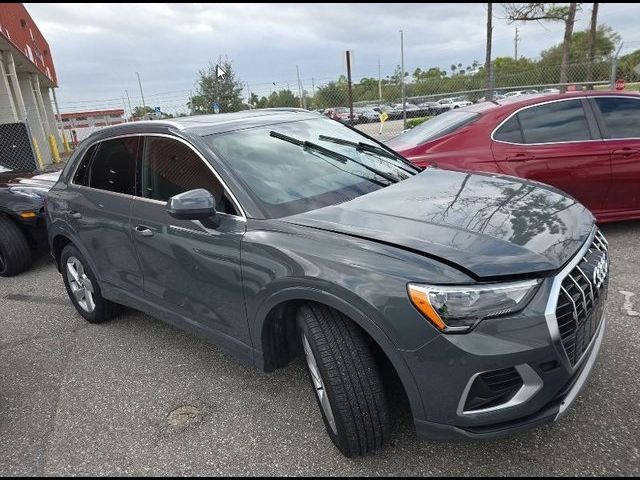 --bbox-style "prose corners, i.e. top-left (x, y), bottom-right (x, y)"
top-left (61, 244), bottom-right (120, 323)
top-left (0, 214), bottom-right (32, 277)
top-left (297, 303), bottom-right (391, 457)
